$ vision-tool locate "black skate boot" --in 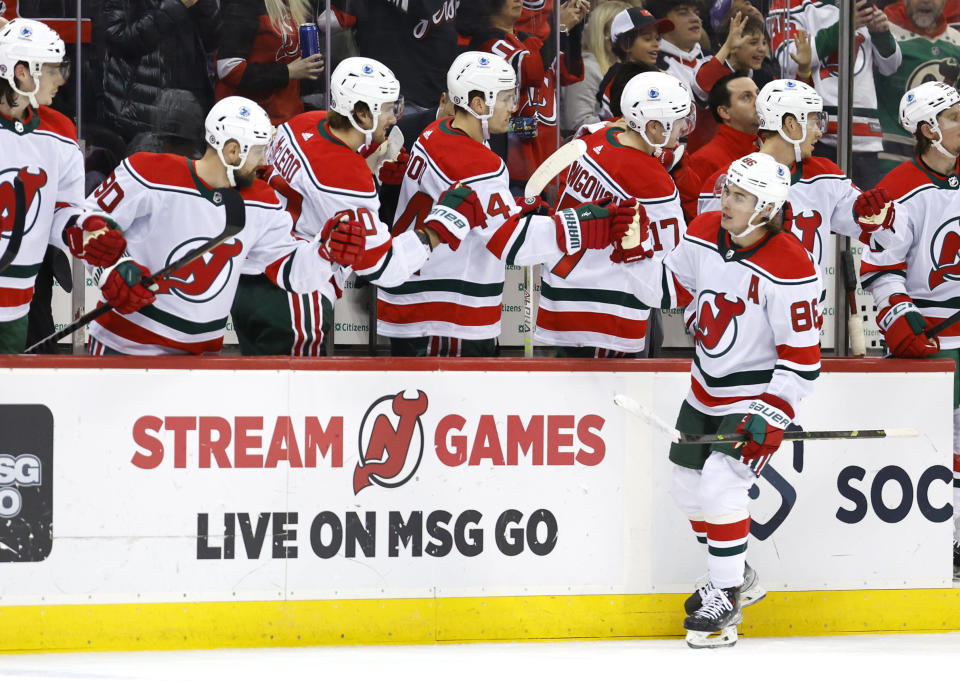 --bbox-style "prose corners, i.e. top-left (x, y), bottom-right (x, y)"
top-left (683, 585), bottom-right (742, 649)
top-left (684, 563), bottom-right (765, 615)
